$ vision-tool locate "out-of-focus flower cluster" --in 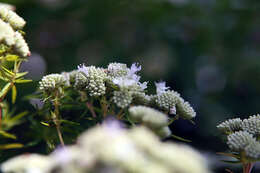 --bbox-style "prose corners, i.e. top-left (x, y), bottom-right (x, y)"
top-left (38, 62), bottom-right (196, 138)
top-left (217, 114), bottom-right (260, 162)
top-left (1, 122), bottom-right (210, 173)
top-left (0, 5), bottom-right (30, 57)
